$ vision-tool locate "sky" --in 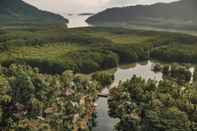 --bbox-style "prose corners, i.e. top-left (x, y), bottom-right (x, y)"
top-left (23, 0), bottom-right (179, 15)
